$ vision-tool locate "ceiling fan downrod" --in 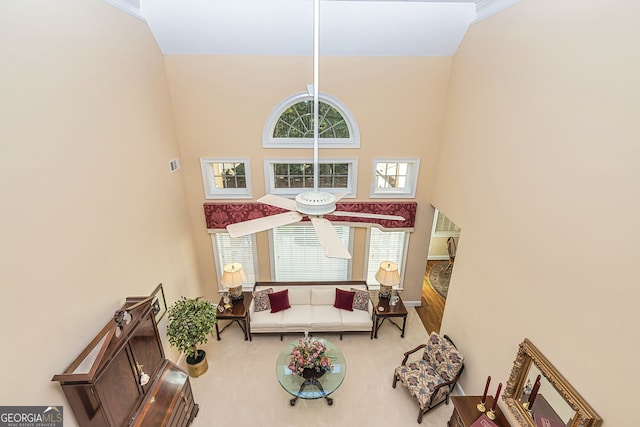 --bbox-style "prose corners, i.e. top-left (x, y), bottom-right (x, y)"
top-left (296, 0), bottom-right (337, 216)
